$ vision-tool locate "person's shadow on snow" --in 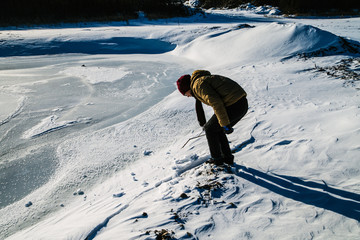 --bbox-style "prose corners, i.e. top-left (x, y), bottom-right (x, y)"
top-left (234, 164), bottom-right (360, 221)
